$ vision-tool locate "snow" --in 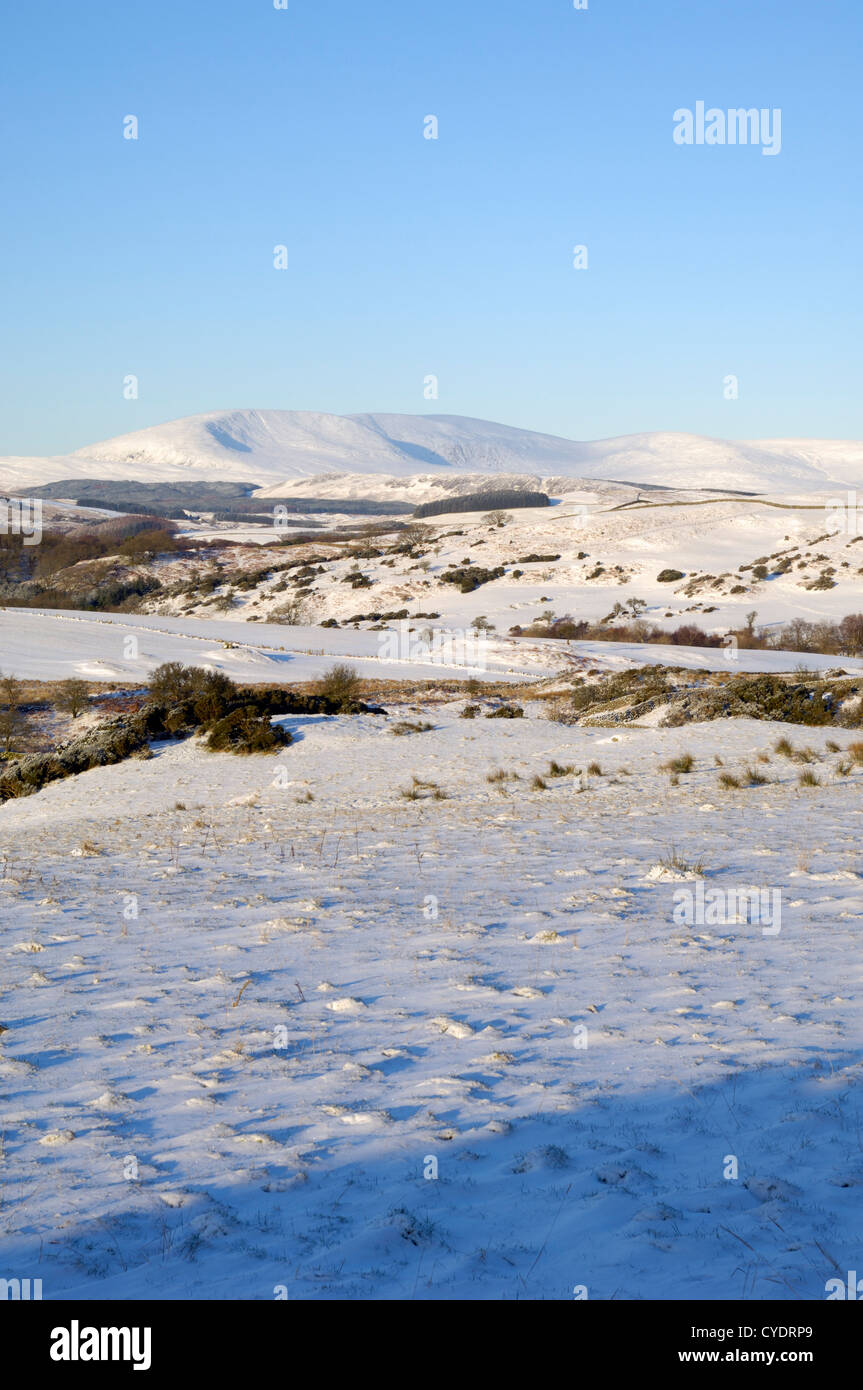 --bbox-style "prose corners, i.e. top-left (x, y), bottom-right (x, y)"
top-left (2, 705), bottom-right (862, 1299)
top-left (1, 607), bottom-right (860, 686)
top-left (2, 408), bottom-right (862, 492)
top-left (2, 442), bottom-right (863, 1302)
